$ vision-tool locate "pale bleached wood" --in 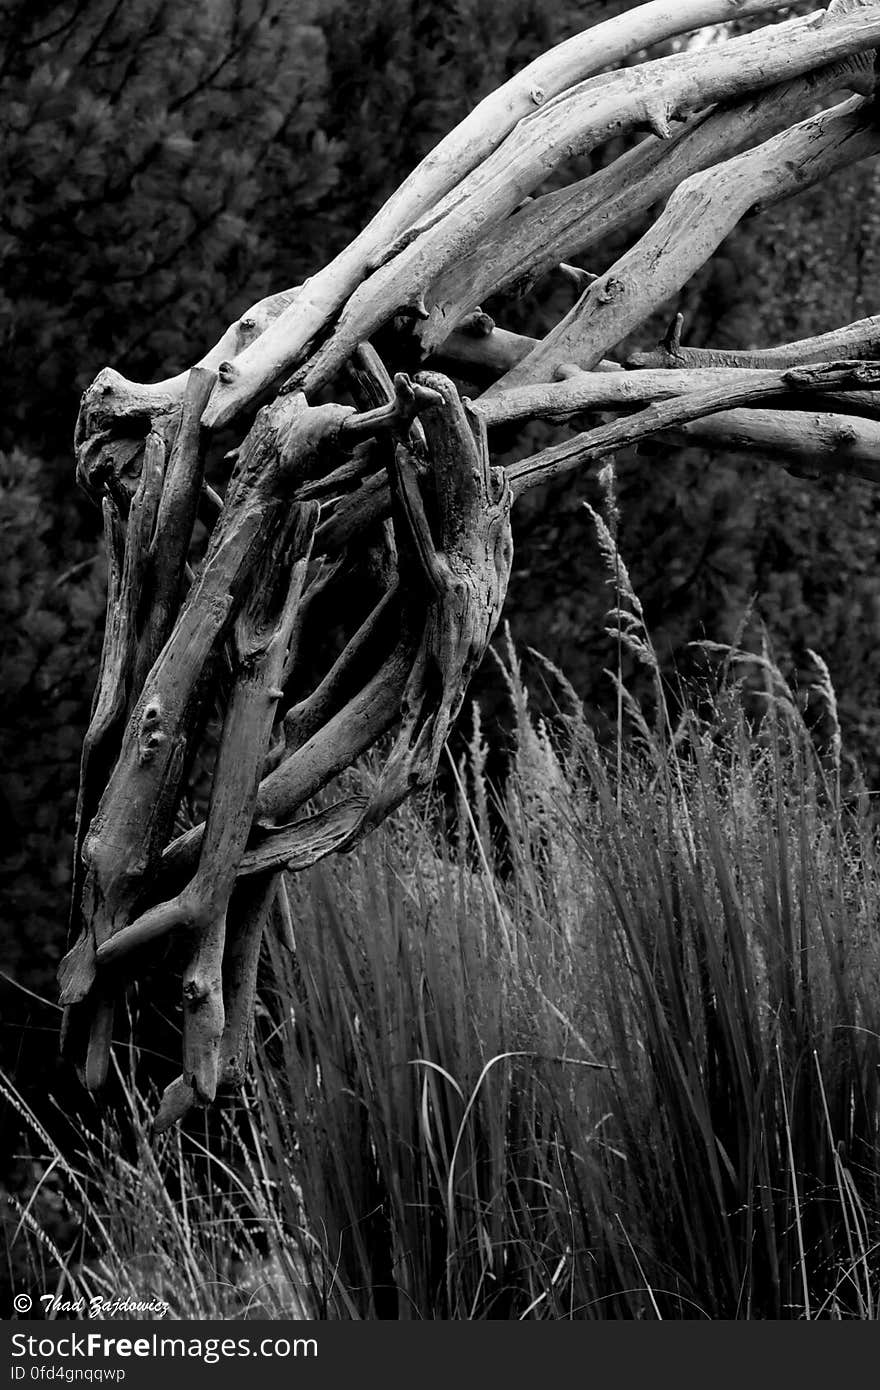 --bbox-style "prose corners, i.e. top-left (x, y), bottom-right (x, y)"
top-left (77, 4), bottom-right (793, 448)
top-left (485, 95), bottom-right (880, 394)
top-left (70, 6), bottom-right (875, 441)
top-left (507, 360), bottom-right (880, 496)
top-left (58, 394), bottom-right (352, 1094)
top-left (291, 10), bottom-right (880, 406)
top-left (658, 407), bottom-right (880, 481)
top-left (196, 0), bottom-right (795, 428)
top-left (98, 509), bottom-right (318, 1106)
top-left (629, 312), bottom-right (880, 369)
top-left (476, 366), bottom-right (880, 427)
top-left (420, 56), bottom-right (870, 348)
